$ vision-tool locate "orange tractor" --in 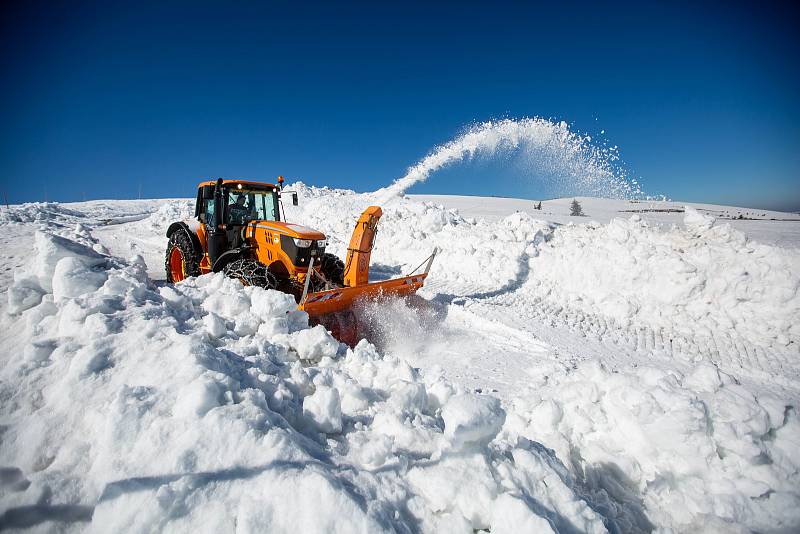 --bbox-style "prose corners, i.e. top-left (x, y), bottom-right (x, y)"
top-left (165, 178), bottom-right (435, 340)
